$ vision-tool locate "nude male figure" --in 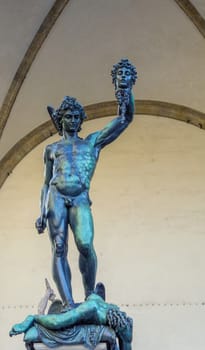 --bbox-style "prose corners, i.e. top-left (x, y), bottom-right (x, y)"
top-left (35, 59), bottom-right (137, 309)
